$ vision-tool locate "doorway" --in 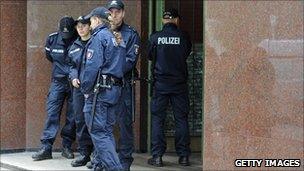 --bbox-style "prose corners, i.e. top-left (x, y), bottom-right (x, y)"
top-left (147, 0), bottom-right (204, 153)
